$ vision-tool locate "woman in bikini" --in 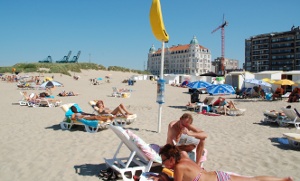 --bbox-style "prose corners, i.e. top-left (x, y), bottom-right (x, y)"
top-left (95, 100), bottom-right (133, 117)
top-left (150, 144), bottom-right (293, 181)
